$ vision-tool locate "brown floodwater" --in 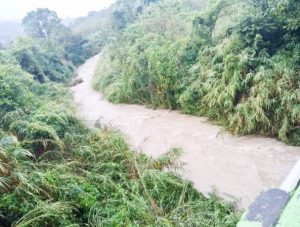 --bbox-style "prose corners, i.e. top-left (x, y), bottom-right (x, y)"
top-left (71, 54), bottom-right (300, 208)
